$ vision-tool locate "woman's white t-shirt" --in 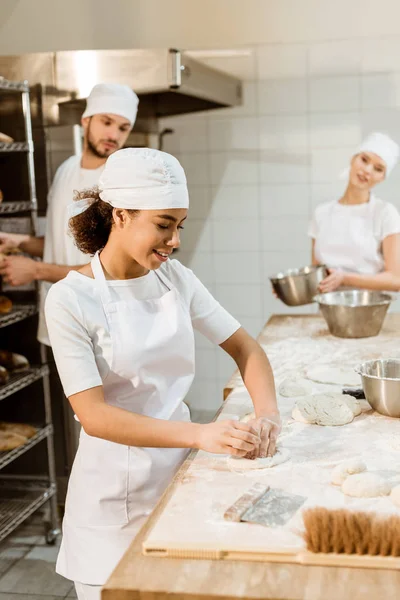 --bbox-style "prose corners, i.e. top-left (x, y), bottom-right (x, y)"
top-left (45, 259), bottom-right (241, 399)
top-left (308, 195), bottom-right (400, 274)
